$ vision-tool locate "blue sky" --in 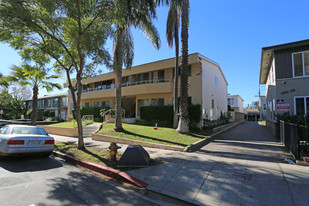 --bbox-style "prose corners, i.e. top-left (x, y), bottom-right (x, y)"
top-left (0, 0), bottom-right (309, 106)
